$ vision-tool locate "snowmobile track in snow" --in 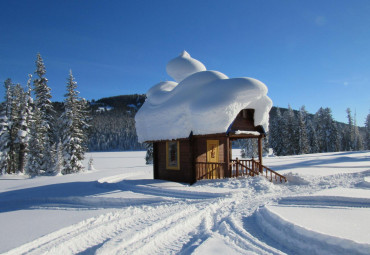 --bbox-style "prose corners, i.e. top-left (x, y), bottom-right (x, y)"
top-left (4, 165), bottom-right (370, 255)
